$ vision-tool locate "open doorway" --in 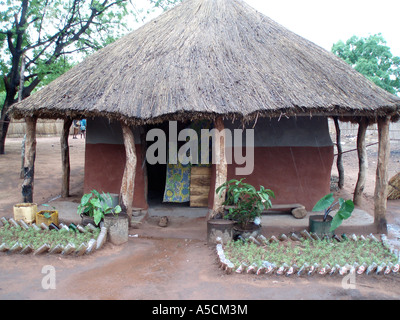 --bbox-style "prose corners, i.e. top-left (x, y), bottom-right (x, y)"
top-left (145, 121), bottom-right (191, 209)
